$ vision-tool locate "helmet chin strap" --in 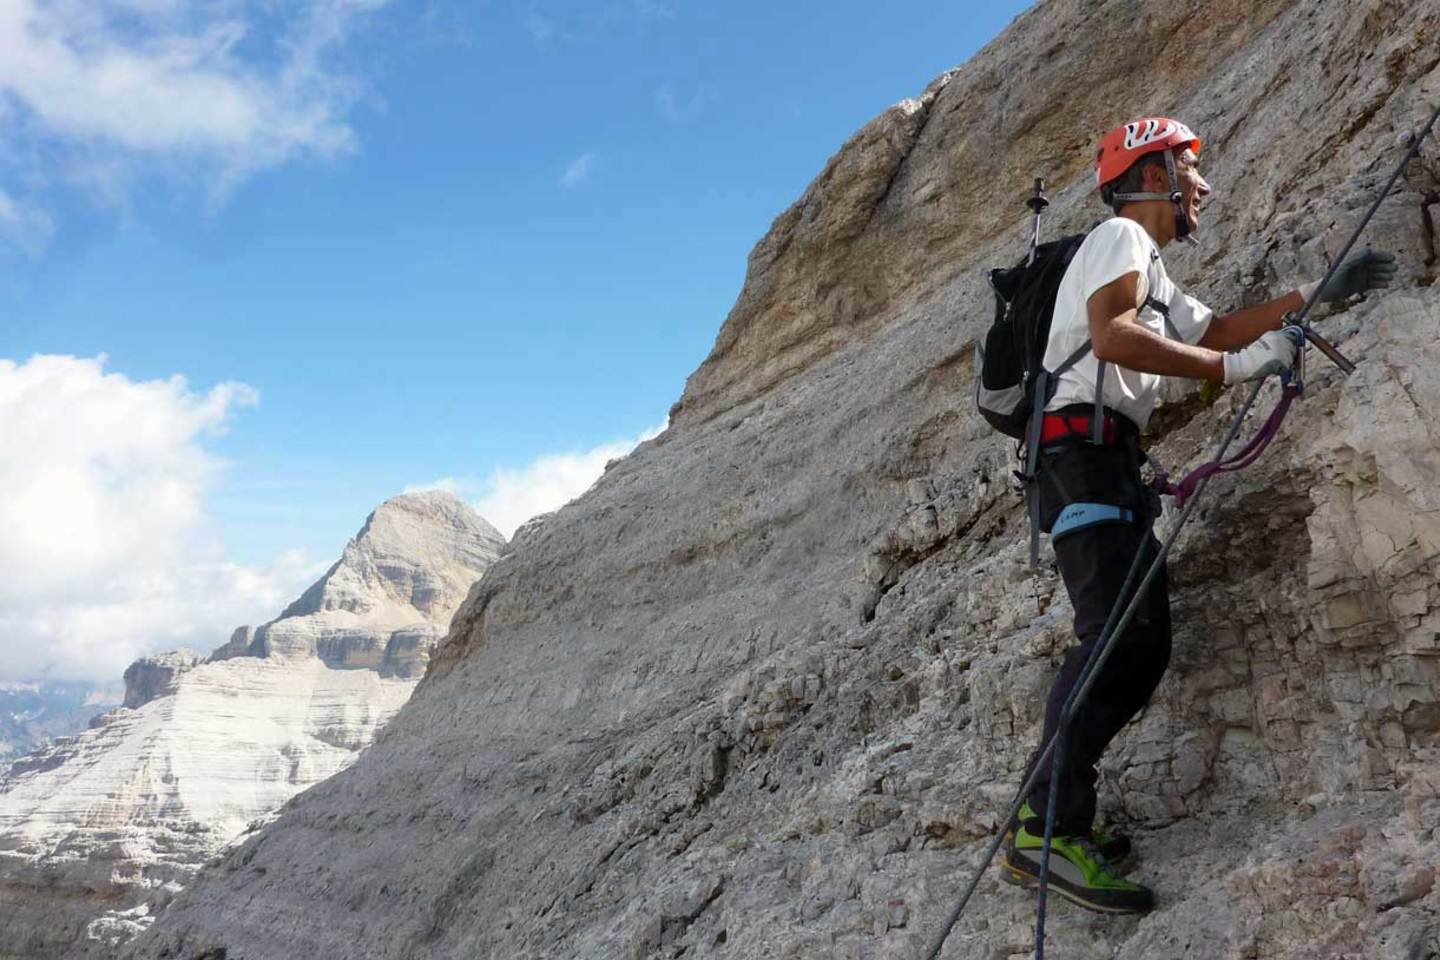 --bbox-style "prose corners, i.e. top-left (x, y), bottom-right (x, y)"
top-left (1111, 149), bottom-right (1198, 245)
